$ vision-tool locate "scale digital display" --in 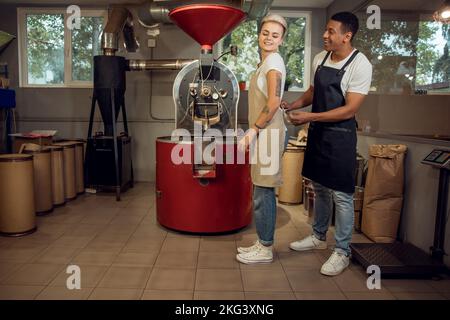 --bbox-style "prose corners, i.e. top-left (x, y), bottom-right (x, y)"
top-left (424, 150), bottom-right (442, 162)
top-left (422, 149), bottom-right (450, 169)
top-left (435, 152), bottom-right (449, 164)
